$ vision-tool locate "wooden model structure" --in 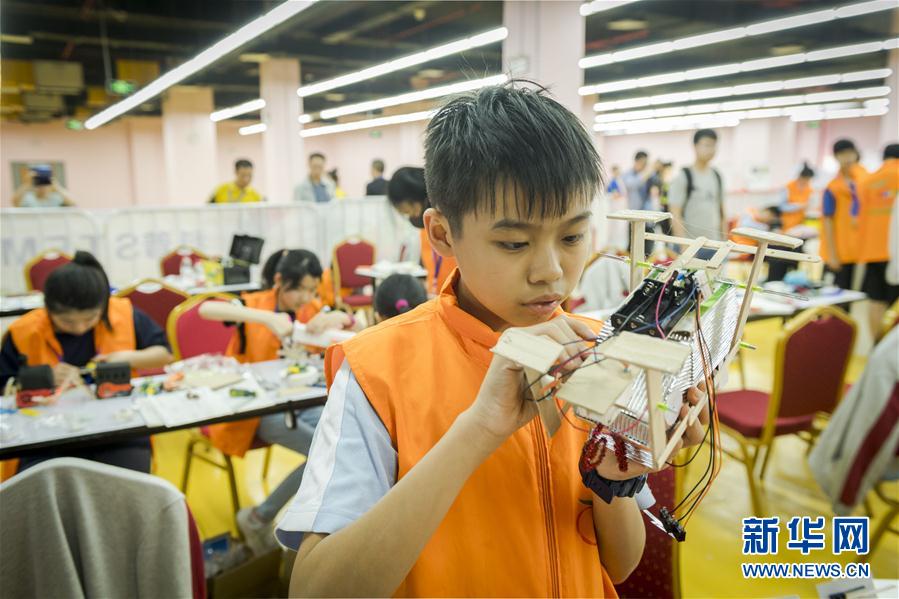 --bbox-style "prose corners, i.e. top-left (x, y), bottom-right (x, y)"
top-left (492, 209), bottom-right (820, 469)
